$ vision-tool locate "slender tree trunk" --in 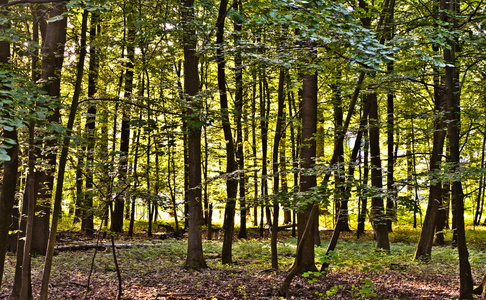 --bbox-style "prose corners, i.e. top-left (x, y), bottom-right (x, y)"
top-left (251, 68), bottom-right (258, 227)
top-left (82, 11), bottom-right (100, 236)
top-left (234, 0), bottom-right (247, 239)
top-left (357, 127), bottom-right (369, 238)
top-left (474, 121), bottom-right (486, 226)
top-left (128, 125), bottom-right (141, 237)
top-left (113, 3), bottom-right (135, 233)
top-left (368, 92), bottom-right (390, 250)
top-left (271, 67), bottom-right (286, 269)
top-left (386, 77), bottom-right (395, 232)
top-left (289, 80), bottom-right (300, 237)
top-left (332, 70), bottom-right (350, 232)
top-left (217, 0), bottom-right (238, 265)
